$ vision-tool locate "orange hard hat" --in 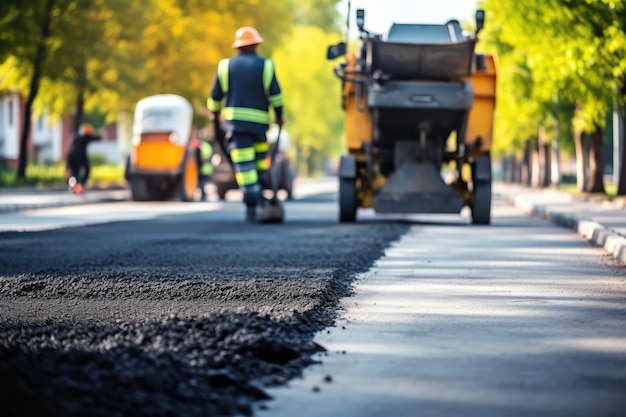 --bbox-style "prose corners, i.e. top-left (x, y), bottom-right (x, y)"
top-left (80, 124), bottom-right (94, 135)
top-left (231, 26), bottom-right (264, 49)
